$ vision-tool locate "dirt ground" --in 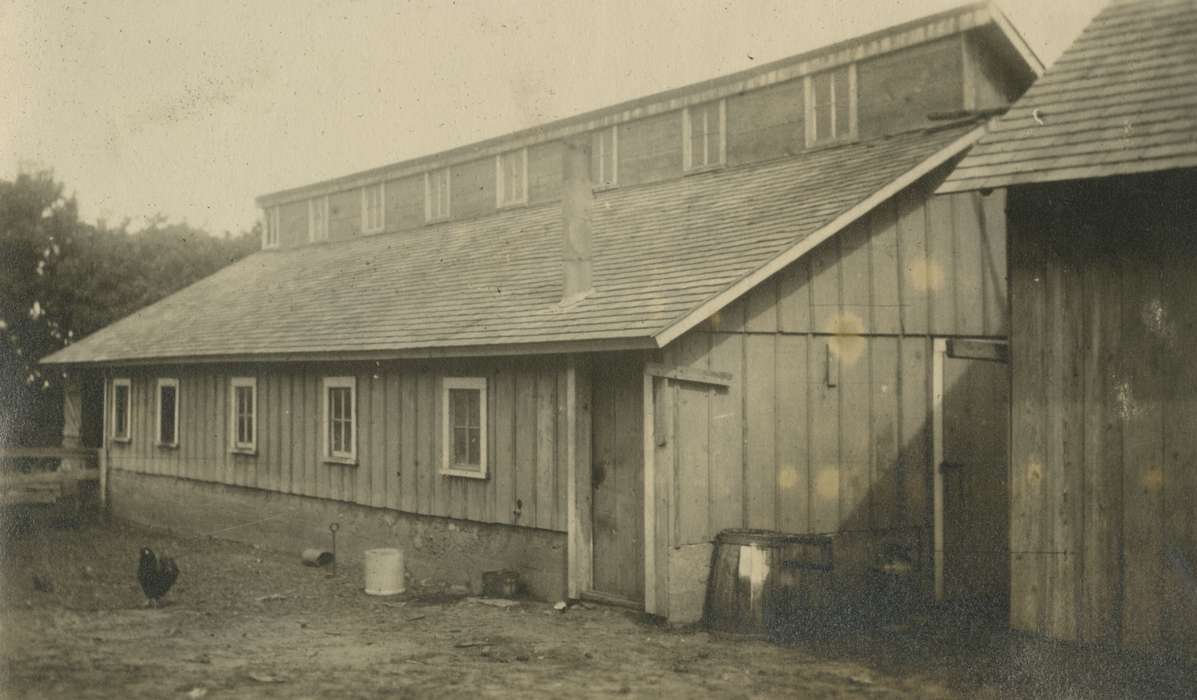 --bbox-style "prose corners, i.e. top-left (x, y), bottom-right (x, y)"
top-left (0, 514), bottom-right (1194, 699)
